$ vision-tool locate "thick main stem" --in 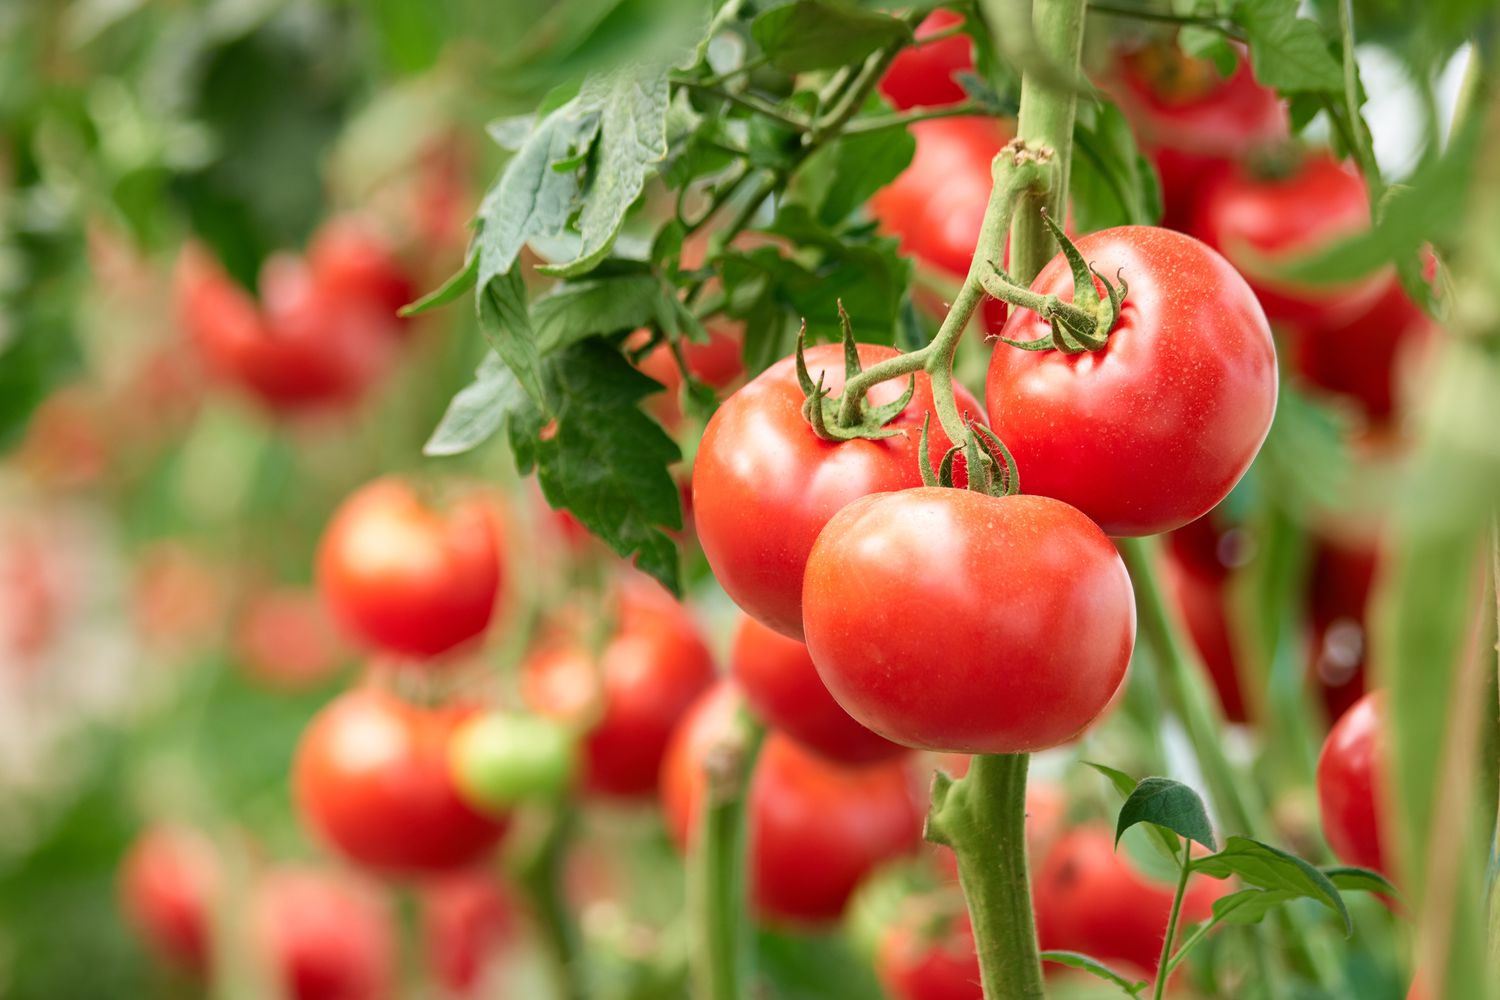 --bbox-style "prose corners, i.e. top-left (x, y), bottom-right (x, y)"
top-left (927, 754), bottom-right (1045, 1000)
